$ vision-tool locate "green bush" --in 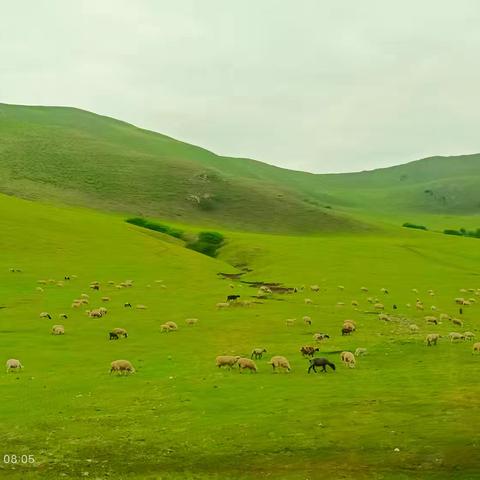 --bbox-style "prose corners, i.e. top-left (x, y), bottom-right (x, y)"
top-left (126, 217), bottom-right (184, 239)
top-left (186, 231), bottom-right (225, 257)
top-left (402, 223), bottom-right (427, 230)
top-left (443, 227), bottom-right (480, 238)
top-left (444, 229), bottom-right (464, 236)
